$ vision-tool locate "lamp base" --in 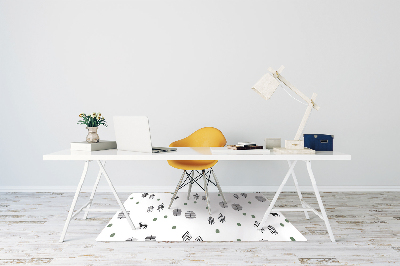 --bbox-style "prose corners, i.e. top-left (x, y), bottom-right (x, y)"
top-left (273, 147), bottom-right (315, 154)
top-left (285, 140), bottom-right (304, 149)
